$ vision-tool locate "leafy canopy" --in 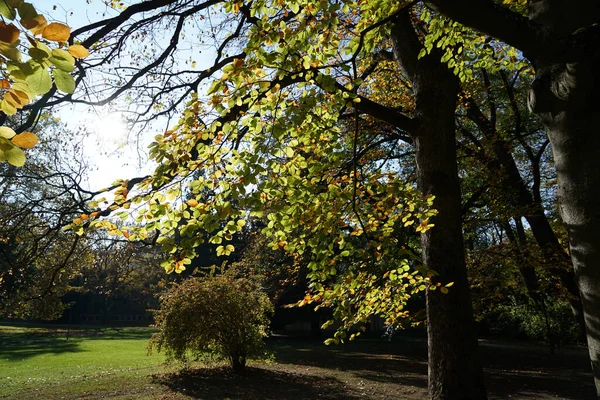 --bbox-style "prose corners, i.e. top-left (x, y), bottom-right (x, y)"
top-left (70, 0), bottom-right (517, 337)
